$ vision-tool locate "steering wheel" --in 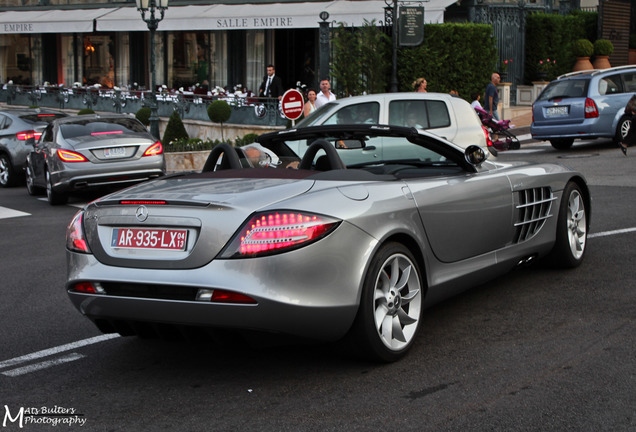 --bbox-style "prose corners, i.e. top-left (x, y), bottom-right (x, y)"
top-left (201, 143), bottom-right (242, 172)
top-left (299, 139), bottom-right (346, 171)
